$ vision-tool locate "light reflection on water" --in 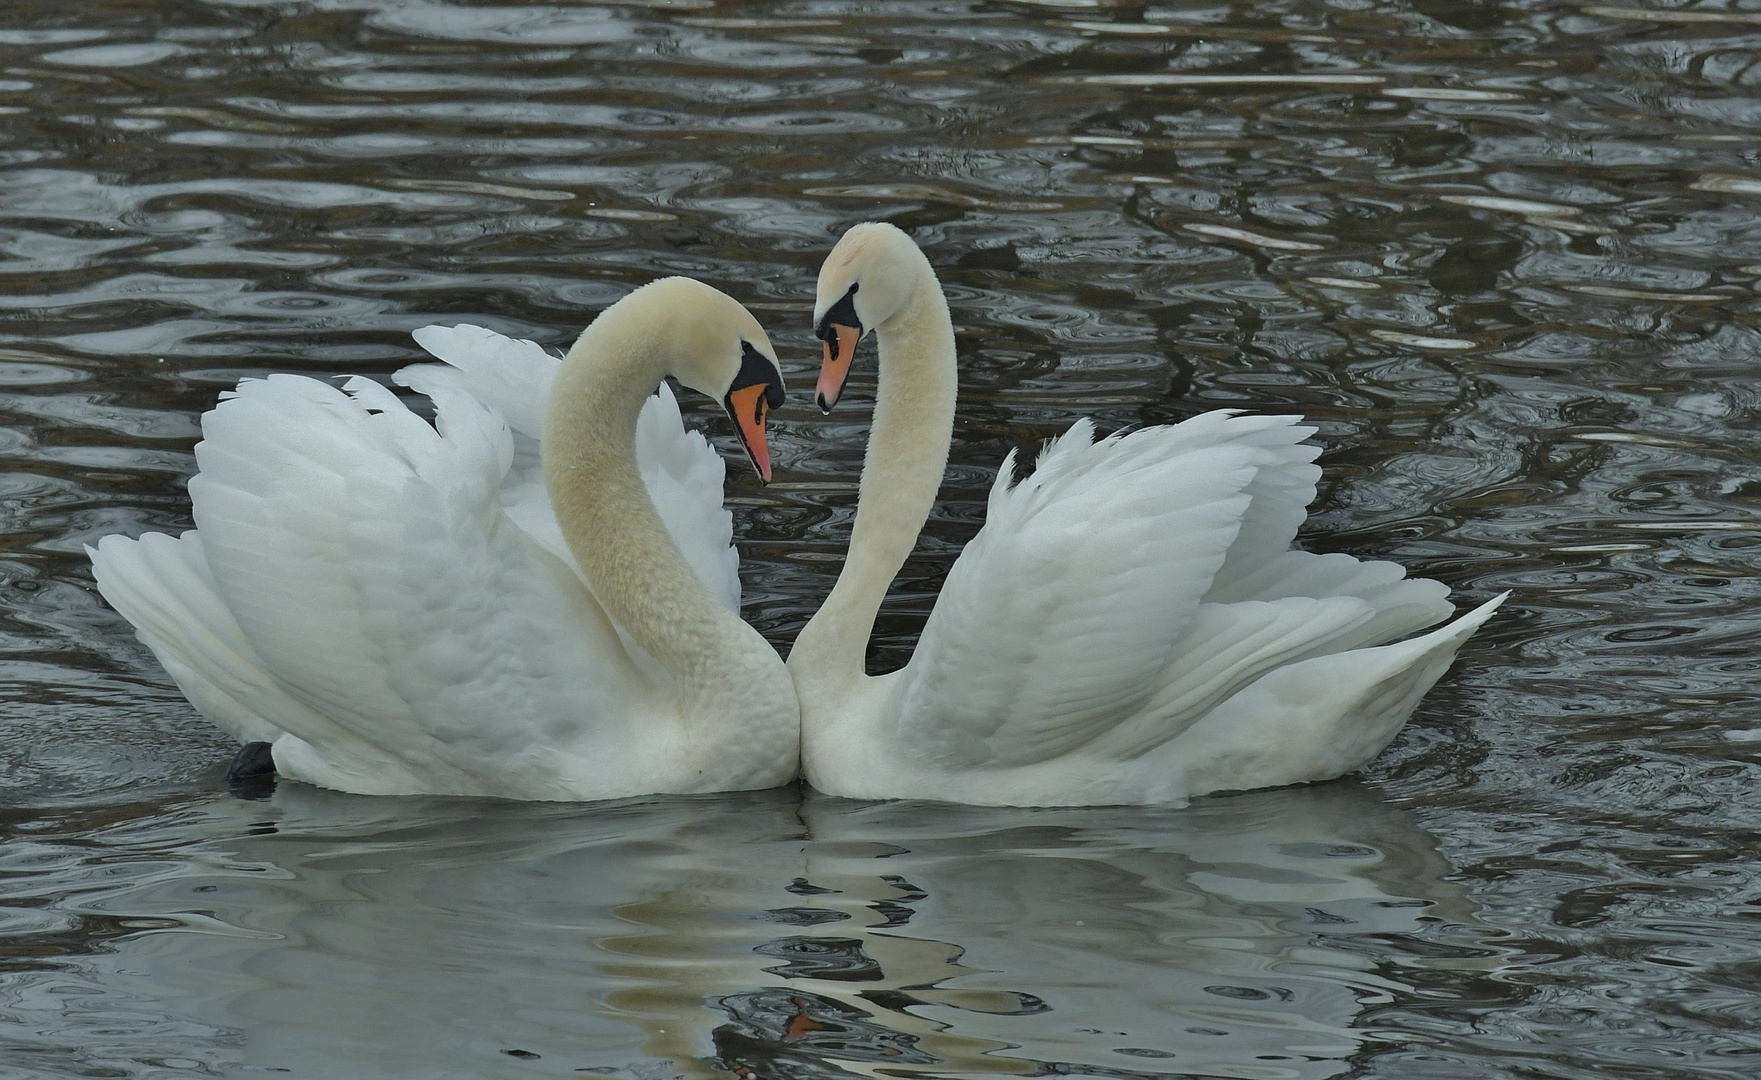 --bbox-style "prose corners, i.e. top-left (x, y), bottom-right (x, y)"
top-left (3, 783), bottom-right (1487, 1079)
top-left (3, 0), bottom-right (1761, 1076)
